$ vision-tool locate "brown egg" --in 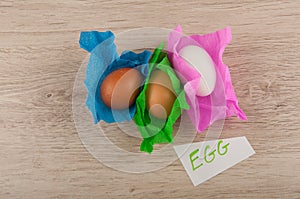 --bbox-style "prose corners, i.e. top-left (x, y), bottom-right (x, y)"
top-left (146, 70), bottom-right (176, 119)
top-left (100, 68), bottom-right (143, 109)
